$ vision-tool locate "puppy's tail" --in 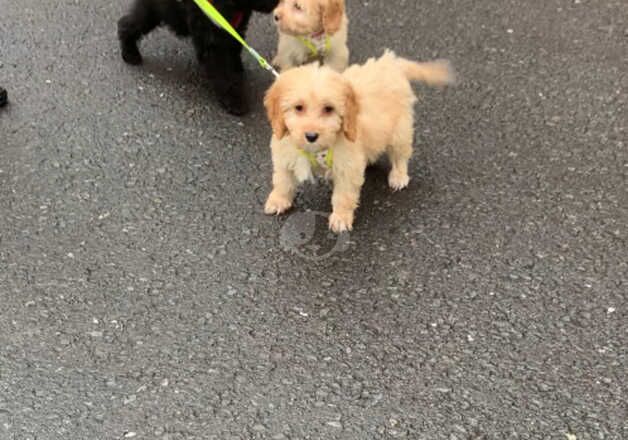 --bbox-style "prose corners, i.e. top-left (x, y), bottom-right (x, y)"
top-left (398, 58), bottom-right (455, 87)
